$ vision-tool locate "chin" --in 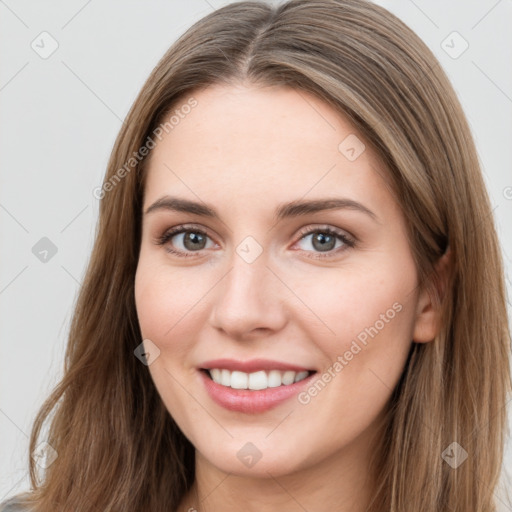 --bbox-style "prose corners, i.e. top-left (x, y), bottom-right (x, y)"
top-left (193, 436), bottom-right (321, 479)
